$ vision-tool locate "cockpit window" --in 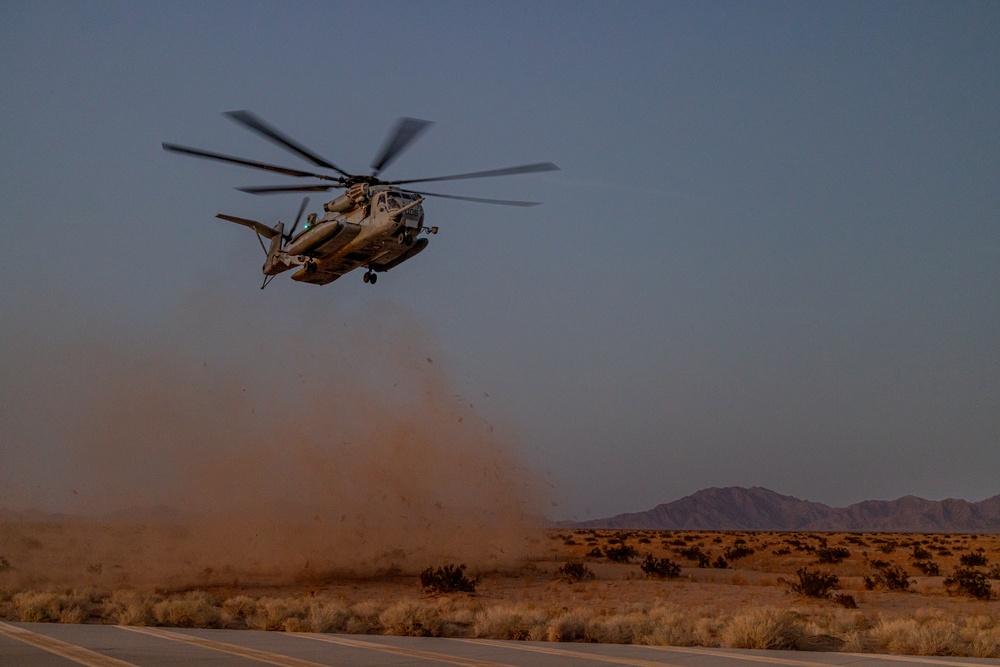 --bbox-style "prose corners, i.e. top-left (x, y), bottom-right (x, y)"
top-left (386, 193), bottom-right (414, 210)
